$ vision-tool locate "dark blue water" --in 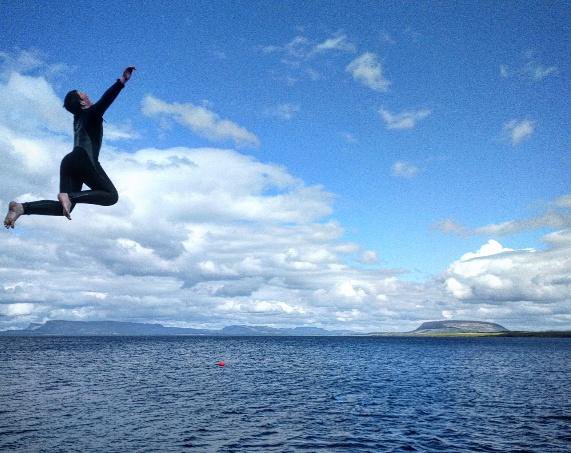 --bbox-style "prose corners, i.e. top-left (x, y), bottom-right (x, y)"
top-left (1, 336), bottom-right (570, 452)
